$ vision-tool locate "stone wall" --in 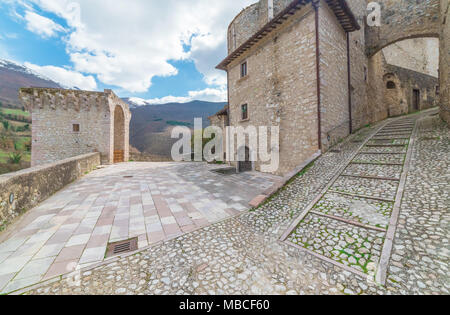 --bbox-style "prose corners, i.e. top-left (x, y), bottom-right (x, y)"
top-left (347, 0), bottom-right (370, 130)
top-left (318, 2), bottom-right (350, 149)
top-left (383, 38), bottom-right (440, 78)
top-left (367, 52), bottom-right (390, 123)
top-left (226, 5), bottom-right (319, 176)
top-left (385, 64), bottom-right (439, 114)
top-left (228, 0), bottom-right (293, 53)
top-left (441, 0), bottom-right (450, 124)
top-left (19, 88), bottom-right (131, 166)
top-left (0, 153), bottom-right (100, 232)
top-left (365, 0), bottom-right (440, 56)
